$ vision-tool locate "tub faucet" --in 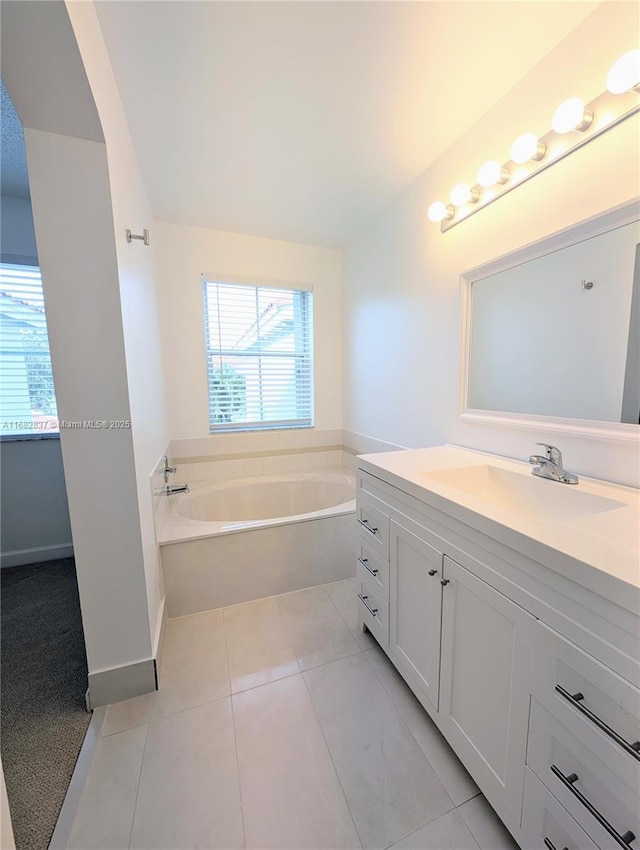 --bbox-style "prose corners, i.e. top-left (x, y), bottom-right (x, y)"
top-left (162, 455), bottom-right (176, 484)
top-left (164, 483), bottom-right (190, 495)
top-left (528, 443), bottom-right (578, 485)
